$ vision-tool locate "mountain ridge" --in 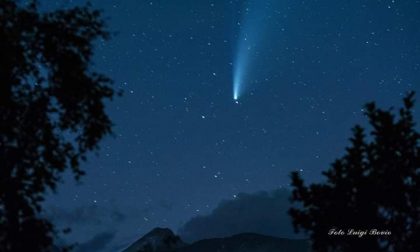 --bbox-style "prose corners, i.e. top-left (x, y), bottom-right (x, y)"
top-left (122, 227), bottom-right (309, 252)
